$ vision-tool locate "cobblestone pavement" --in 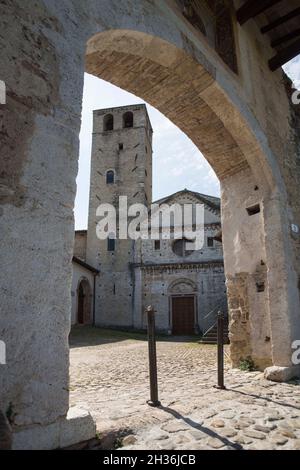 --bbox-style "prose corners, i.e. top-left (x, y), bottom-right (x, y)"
top-left (69, 327), bottom-right (300, 450)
